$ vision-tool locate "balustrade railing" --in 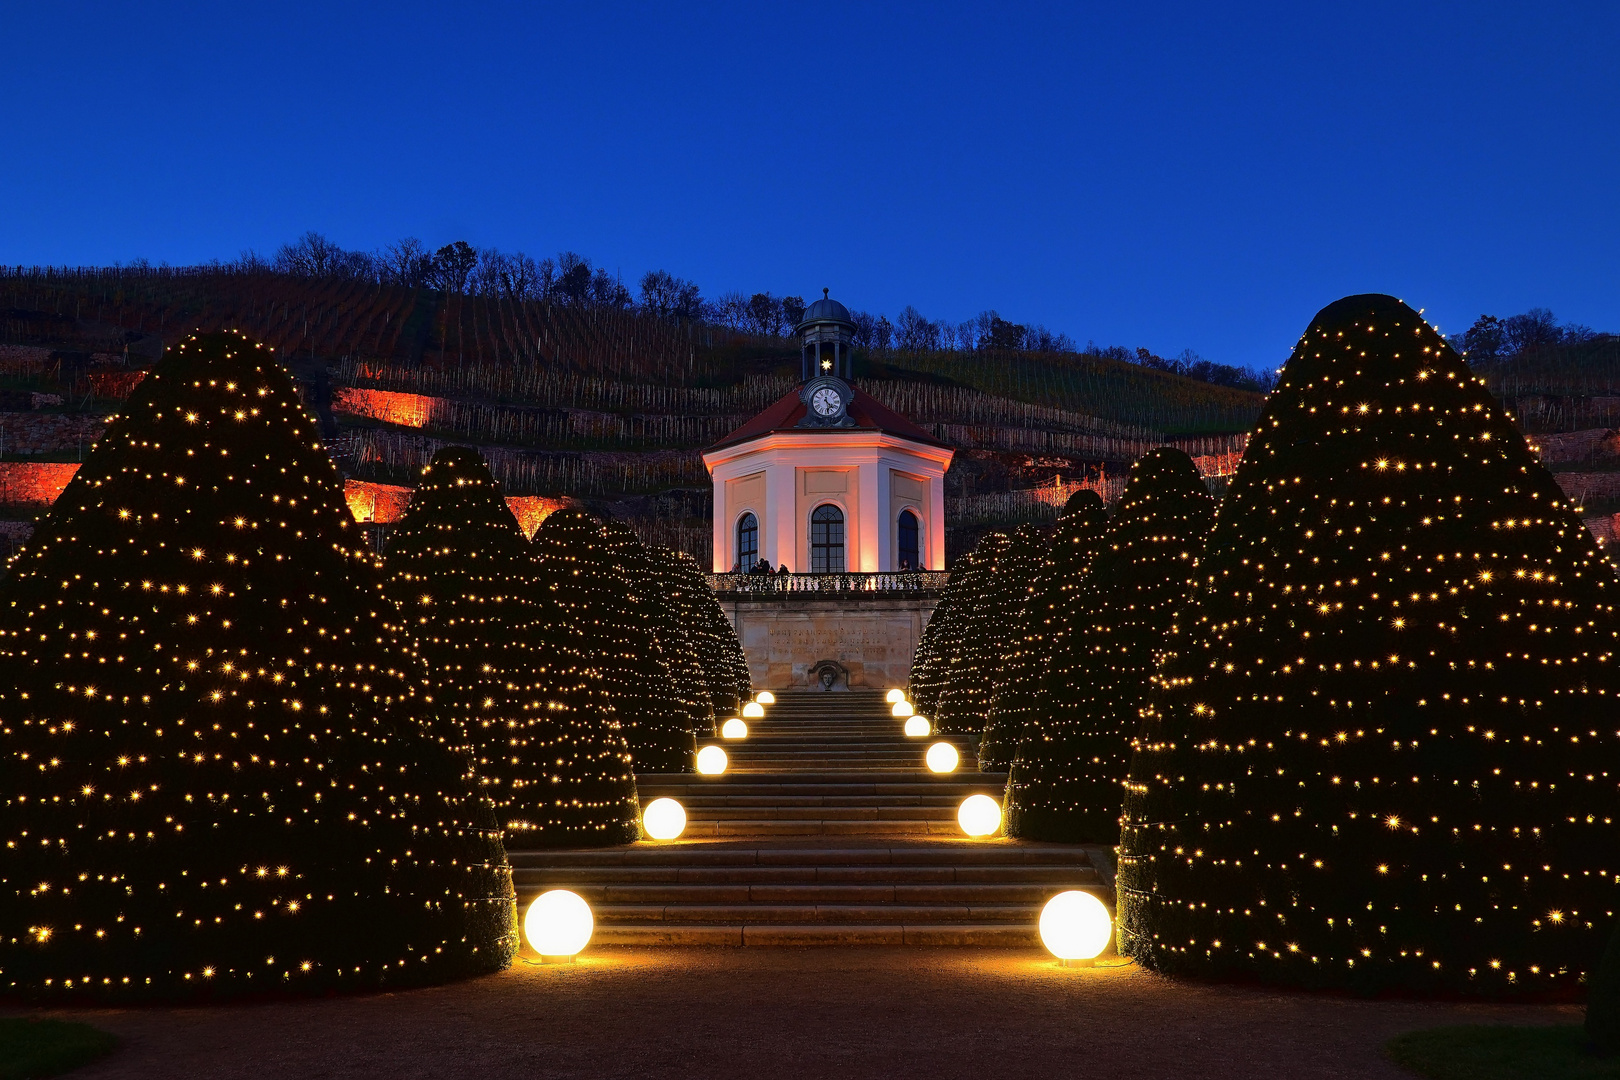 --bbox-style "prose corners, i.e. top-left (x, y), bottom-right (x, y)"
top-left (709, 570), bottom-right (950, 596)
